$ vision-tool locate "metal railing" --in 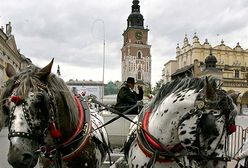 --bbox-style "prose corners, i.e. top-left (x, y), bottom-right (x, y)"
top-left (227, 125), bottom-right (248, 158)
